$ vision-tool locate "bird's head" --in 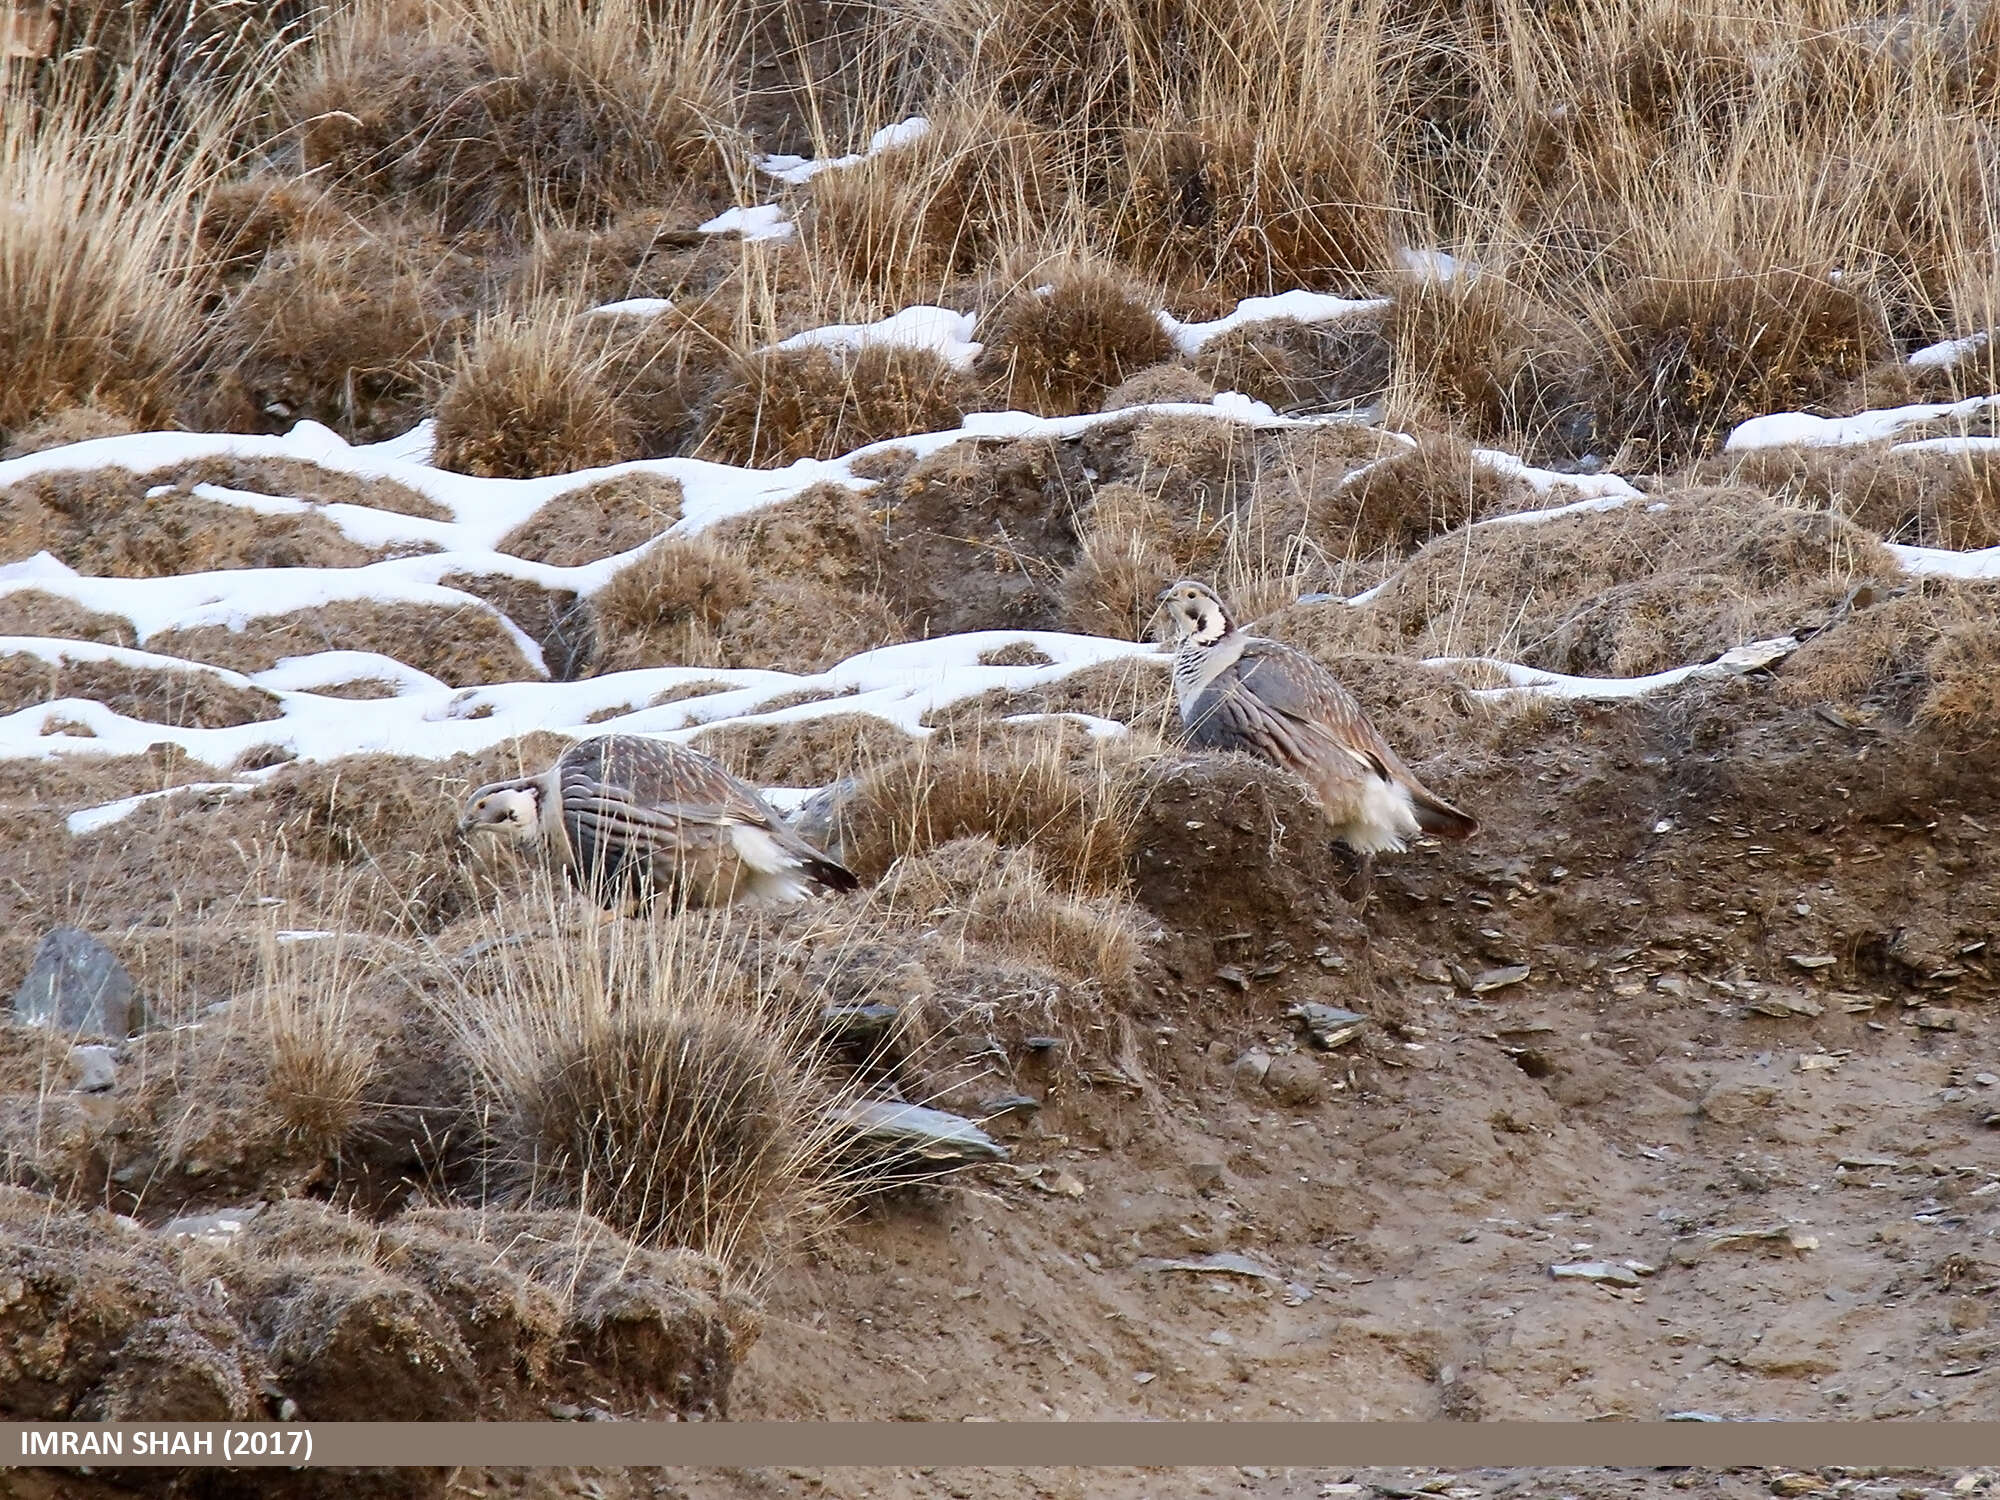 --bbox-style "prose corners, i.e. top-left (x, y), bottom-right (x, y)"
top-left (1156, 579), bottom-right (1233, 646)
top-left (459, 782), bottom-right (542, 842)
